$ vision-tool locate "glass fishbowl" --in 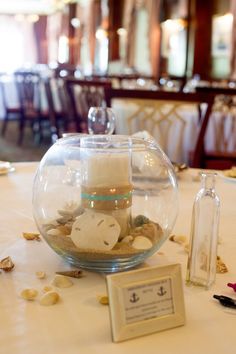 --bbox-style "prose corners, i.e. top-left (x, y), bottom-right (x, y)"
top-left (32, 135), bottom-right (178, 272)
